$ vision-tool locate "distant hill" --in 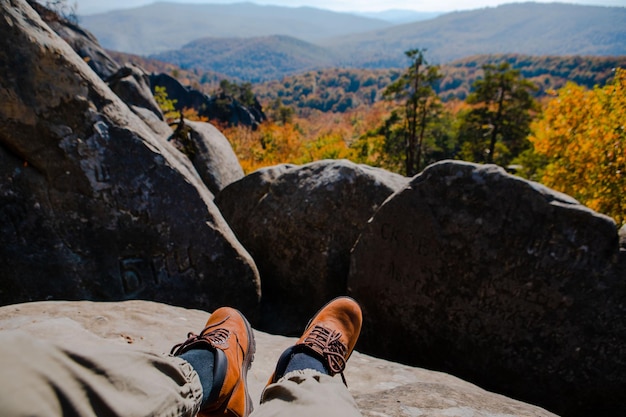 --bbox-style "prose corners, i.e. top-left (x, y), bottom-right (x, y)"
top-left (354, 10), bottom-right (443, 24)
top-left (79, 2), bottom-right (392, 55)
top-left (151, 35), bottom-right (340, 82)
top-left (252, 55), bottom-right (626, 113)
top-left (438, 54), bottom-right (626, 100)
top-left (107, 50), bottom-right (231, 89)
top-left (254, 68), bottom-right (403, 112)
top-left (152, 35), bottom-right (338, 83)
top-left (325, 3), bottom-right (626, 67)
top-left (145, 3), bottom-right (626, 81)
top-left (106, 49), bottom-right (625, 116)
